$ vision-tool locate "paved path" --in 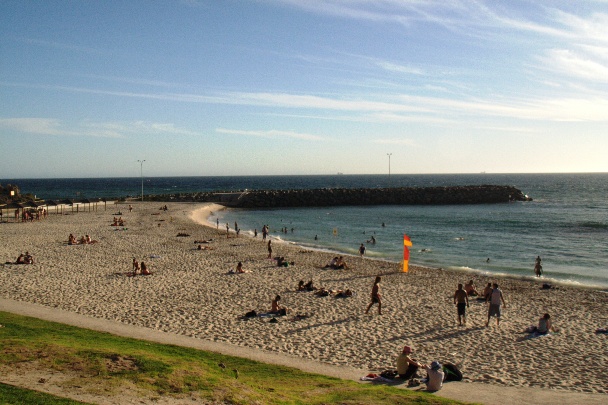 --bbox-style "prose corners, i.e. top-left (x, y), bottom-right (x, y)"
top-left (1, 298), bottom-right (604, 405)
